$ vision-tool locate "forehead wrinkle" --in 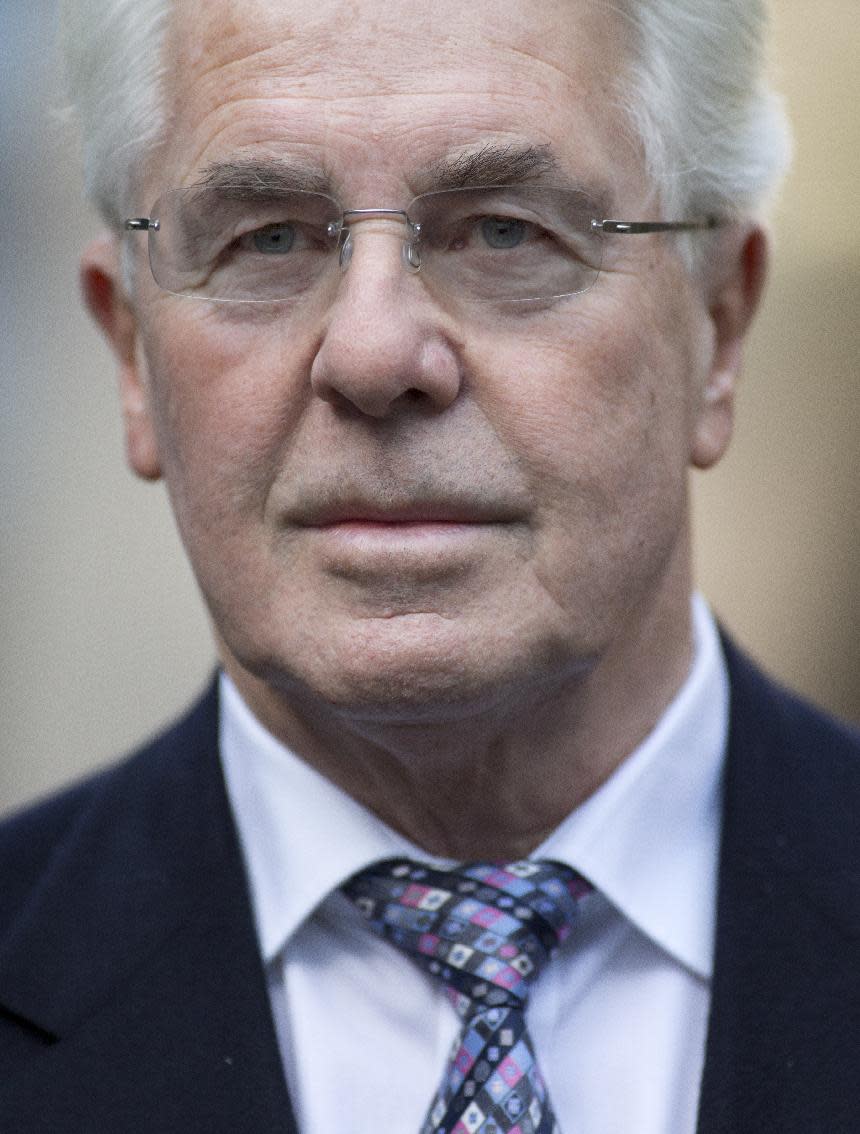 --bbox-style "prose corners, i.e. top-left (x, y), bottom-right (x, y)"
top-left (163, 2), bottom-right (636, 212)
